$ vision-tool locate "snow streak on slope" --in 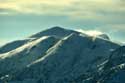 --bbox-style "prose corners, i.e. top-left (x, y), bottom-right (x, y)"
top-left (0, 36), bottom-right (48, 59)
top-left (0, 38), bottom-right (35, 54)
top-left (0, 36), bottom-right (59, 75)
top-left (90, 46), bottom-right (125, 83)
